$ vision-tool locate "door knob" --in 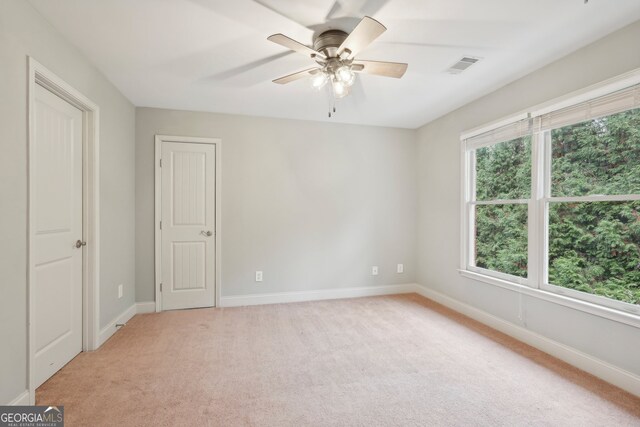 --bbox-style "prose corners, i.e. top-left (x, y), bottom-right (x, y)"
top-left (201, 230), bottom-right (213, 237)
top-left (75, 240), bottom-right (87, 248)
